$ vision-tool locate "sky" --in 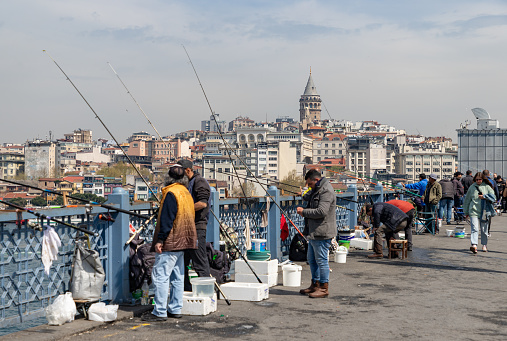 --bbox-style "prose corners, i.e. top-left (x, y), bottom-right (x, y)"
top-left (1, 0), bottom-right (507, 144)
